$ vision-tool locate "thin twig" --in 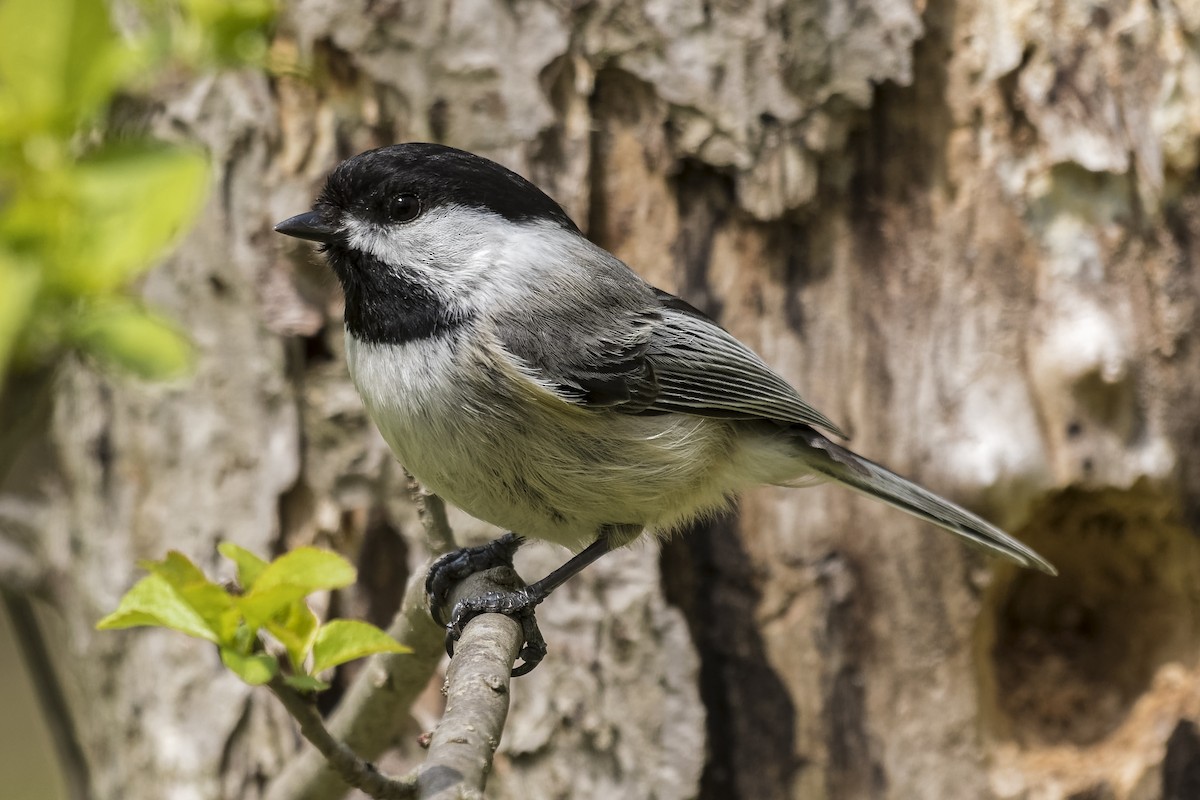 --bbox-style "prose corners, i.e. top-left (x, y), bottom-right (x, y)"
top-left (263, 570), bottom-right (446, 800)
top-left (417, 567), bottom-right (525, 800)
top-left (404, 471), bottom-right (455, 556)
top-left (267, 675), bottom-right (418, 799)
